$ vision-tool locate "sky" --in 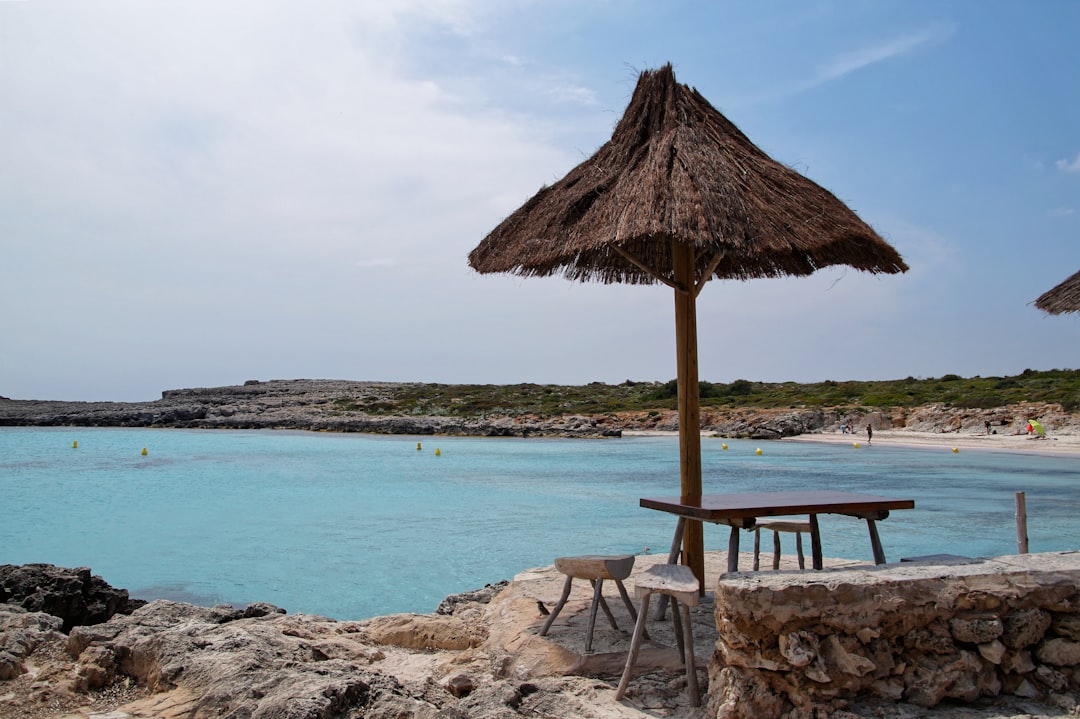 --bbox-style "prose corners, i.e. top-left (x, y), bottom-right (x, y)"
top-left (2, 0), bottom-right (1078, 402)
